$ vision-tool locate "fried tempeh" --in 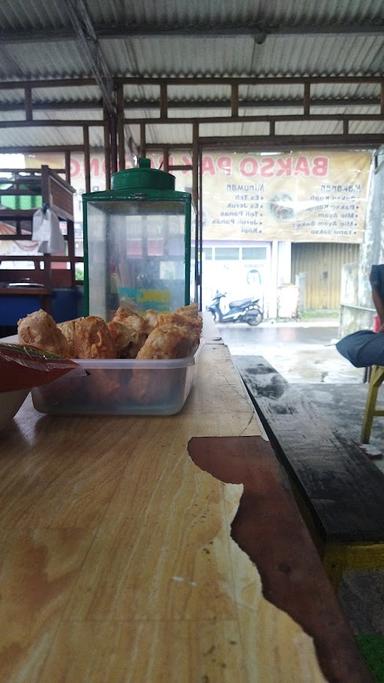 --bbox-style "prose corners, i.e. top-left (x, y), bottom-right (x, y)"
top-left (18, 309), bottom-right (70, 357)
